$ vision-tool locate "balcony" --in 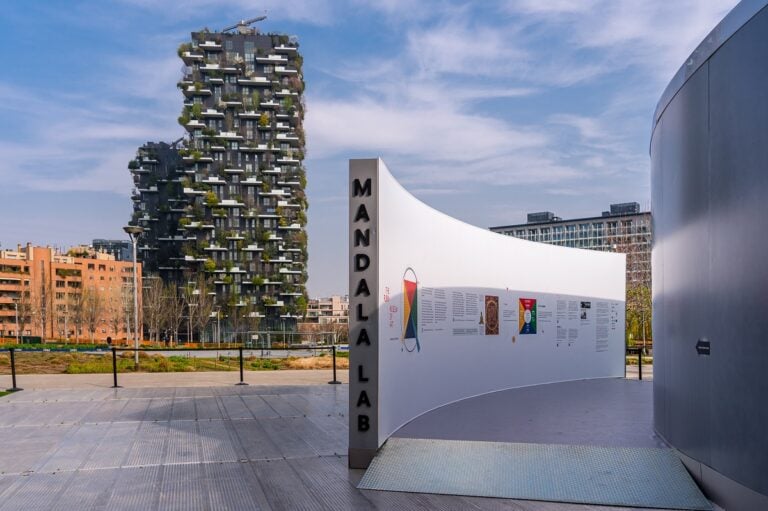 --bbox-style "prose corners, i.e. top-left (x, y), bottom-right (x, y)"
top-left (274, 44), bottom-right (298, 54)
top-left (260, 100), bottom-right (280, 109)
top-left (241, 177), bottom-right (263, 185)
top-left (276, 155), bottom-right (299, 164)
top-left (201, 109), bottom-right (224, 118)
top-left (224, 167), bottom-right (244, 174)
top-left (198, 41), bottom-right (222, 51)
top-left (219, 199), bottom-right (245, 207)
top-left (243, 244), bottom-right (263, 252)
top-left (182, 86), bottom-right (212, 98)
top-left (274, 88), bottom-right (298, 98)
top-left (238, 76), bottom-right (271, 86)
top-left (275, 133), bottom-right (299, 143)
top-left (183, 187), bottom-right (206, 196)
top-left (185, 119), bottom-right (206, 131)
top-left (277, 223), bottom-right (301, 231)
top-left (274, 66), bottom-right (298, 75)
top-left (259, 189), bottom-right (288, 198)
top-left (181, 51), bottom-right (204, 64)
top-left (256, 55), bottom-right (288, 64)
top-left (239, 143), bottom-right (269, 153)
